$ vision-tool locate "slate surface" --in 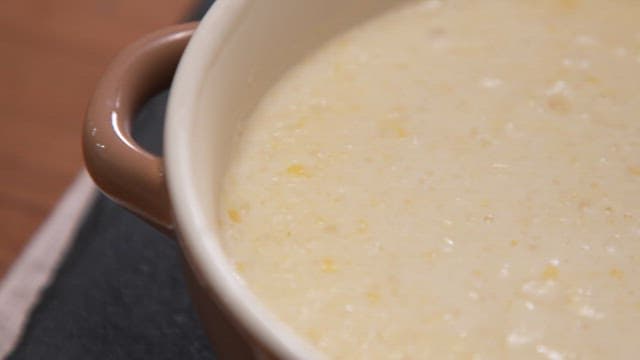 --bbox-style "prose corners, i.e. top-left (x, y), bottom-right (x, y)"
top-left (8, 2), bottom-right (221, 358)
